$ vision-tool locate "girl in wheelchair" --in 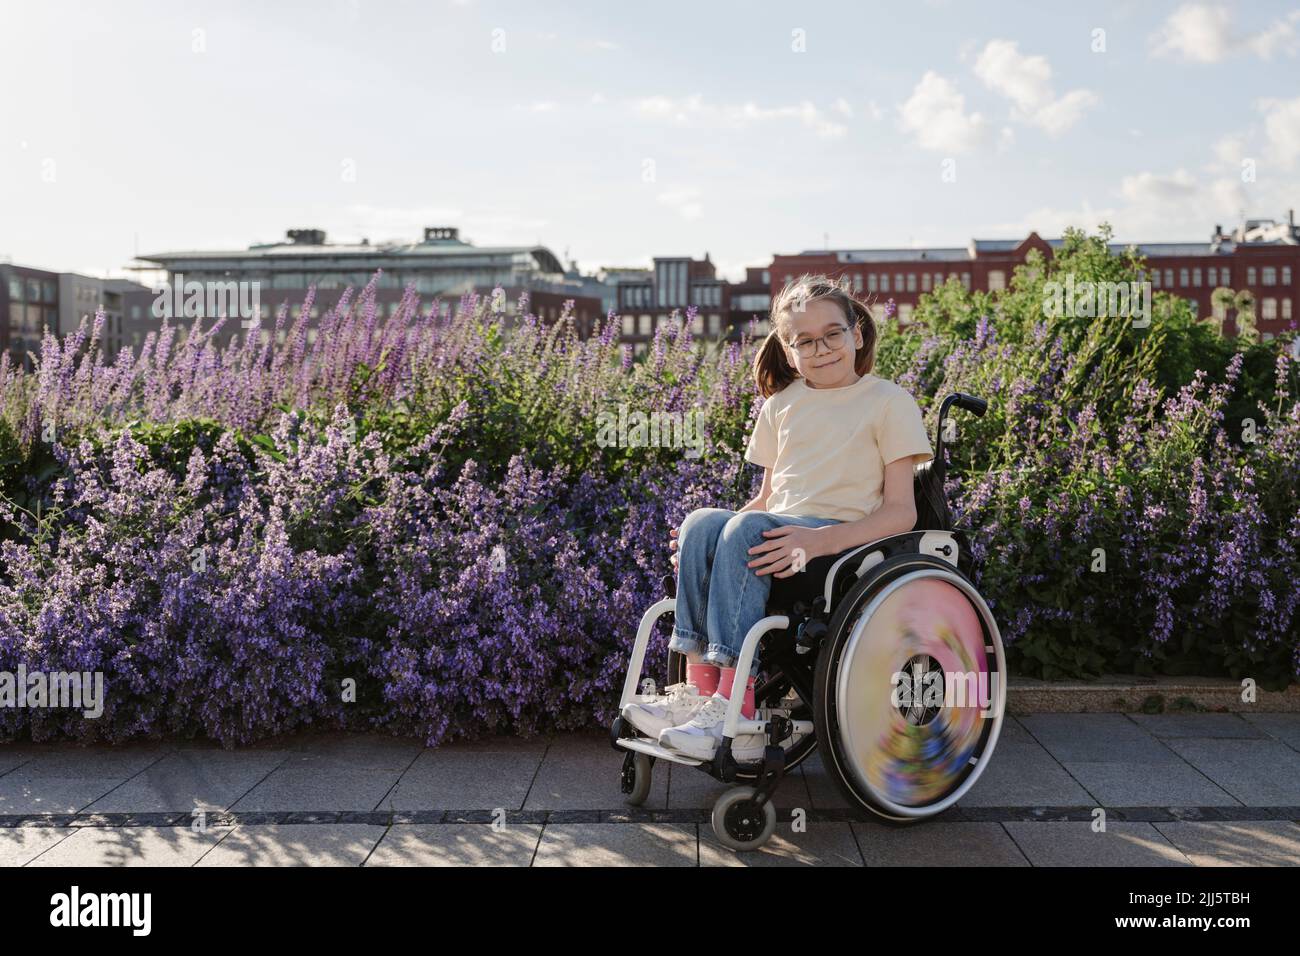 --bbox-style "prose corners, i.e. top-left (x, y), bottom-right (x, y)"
top-left (622, 274), bottom-right (935, 762)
